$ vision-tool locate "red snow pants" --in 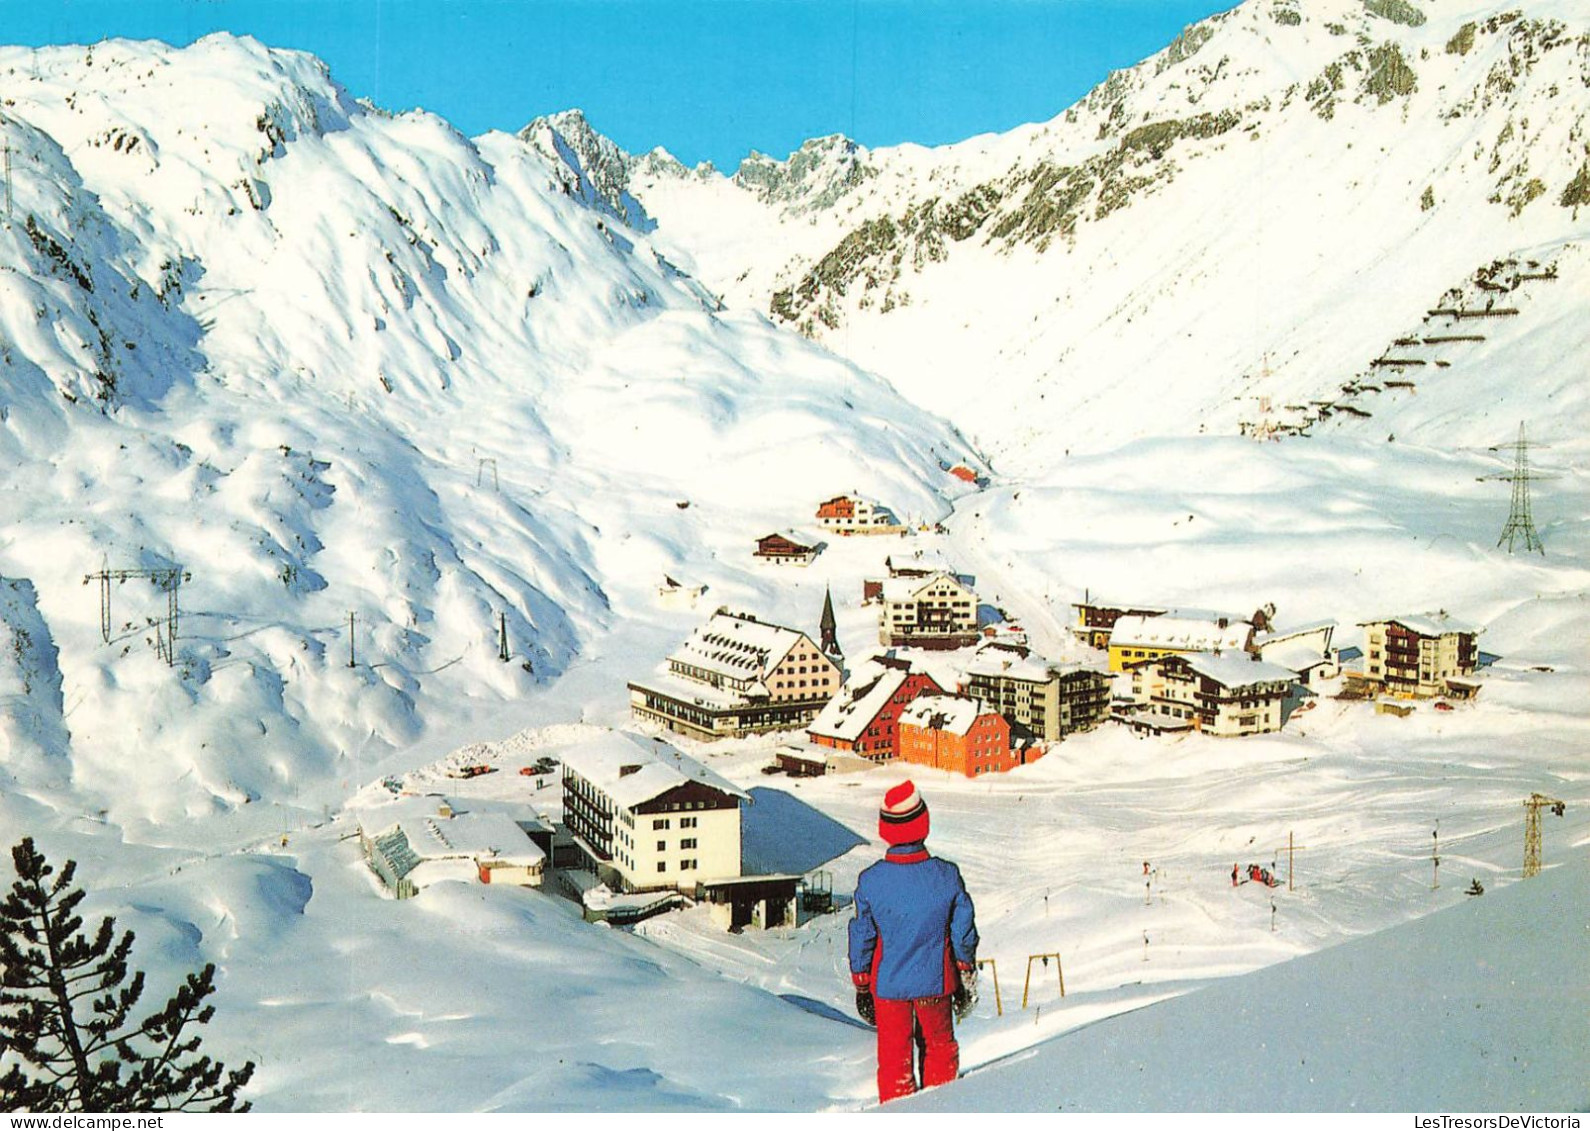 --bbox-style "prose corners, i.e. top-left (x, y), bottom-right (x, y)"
top-left (873, 994), bottom-right (958, 1102)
